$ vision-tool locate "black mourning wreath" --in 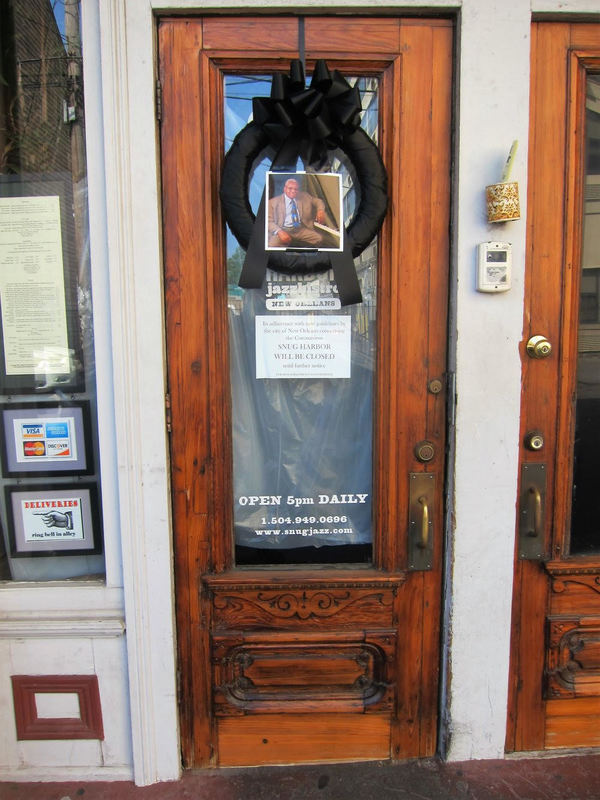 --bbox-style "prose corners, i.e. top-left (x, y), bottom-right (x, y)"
top-left (220, 60), bottom-right (389, 306)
